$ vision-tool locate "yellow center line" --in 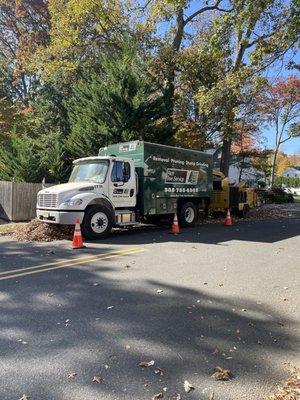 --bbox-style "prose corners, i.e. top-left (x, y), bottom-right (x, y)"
top-left (0, 247), bottom-right (144, 281)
